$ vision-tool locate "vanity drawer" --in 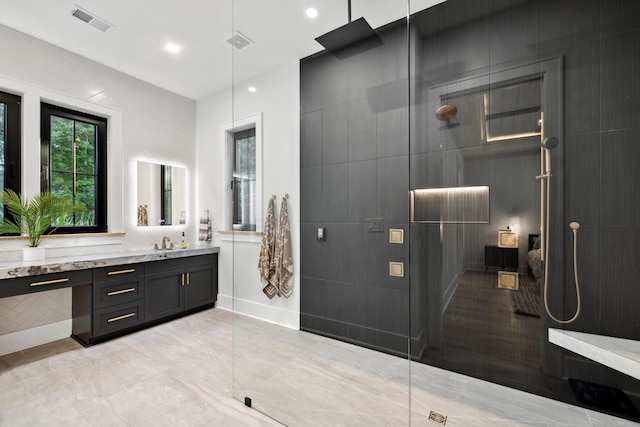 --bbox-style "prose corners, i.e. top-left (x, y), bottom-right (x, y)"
top-left (93, 300), bottom-right (145, 337)
top-left (0, 269), bottom-right (92, 298)
top-left (93, 277), bottom-right (144, 309)
top-left (93, 263), bottom-right (144, 283)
